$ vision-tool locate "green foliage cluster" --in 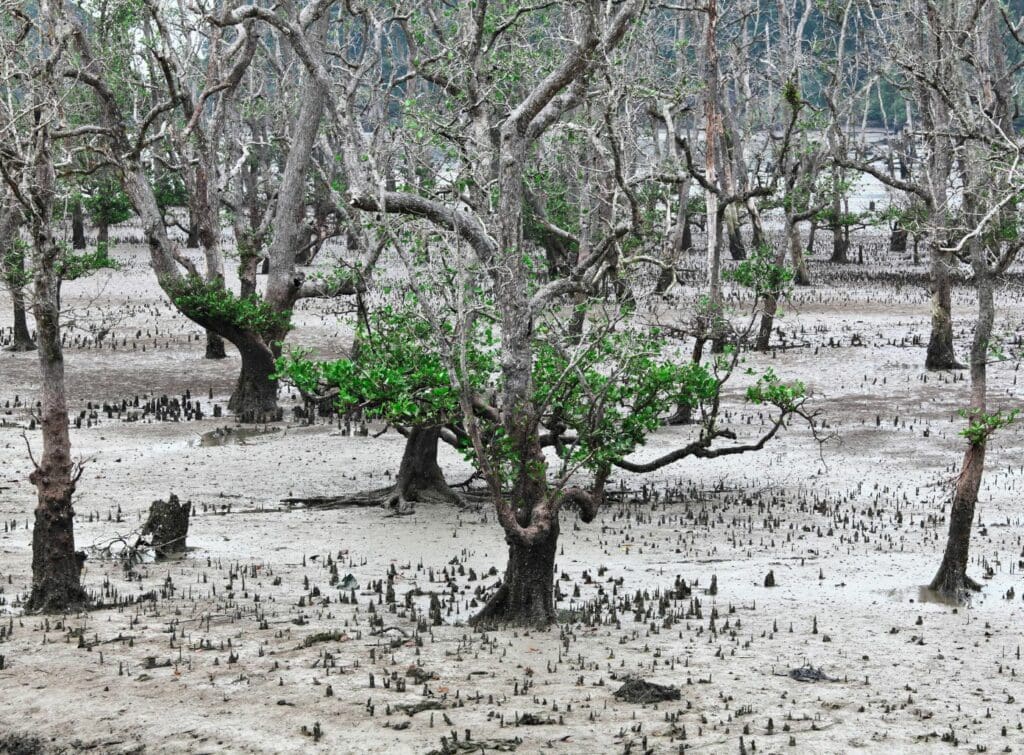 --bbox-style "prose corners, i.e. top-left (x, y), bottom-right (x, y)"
top-left (272, 303), bottom-right (495, 426)
top-left (277, 304), bottom-right (806, 479)
top-left (57, 243), bottom-right (119, 281)
top-left (153, 173), bottom-right (188, 211)
top-left (277, 305), bottom-right (495, 427)
top-left (959, 408), bottom-right (1019, 447)
top-left (532, 329), bottom-right (719, 471)
top-left (725, 243), bottom-right (793, 298)
top-left (170, 277), bottom-right (291, 339)
top-left (84, 178), bottom-right (133, 227)
top-left (745, 368), bottom-right (806, 412)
